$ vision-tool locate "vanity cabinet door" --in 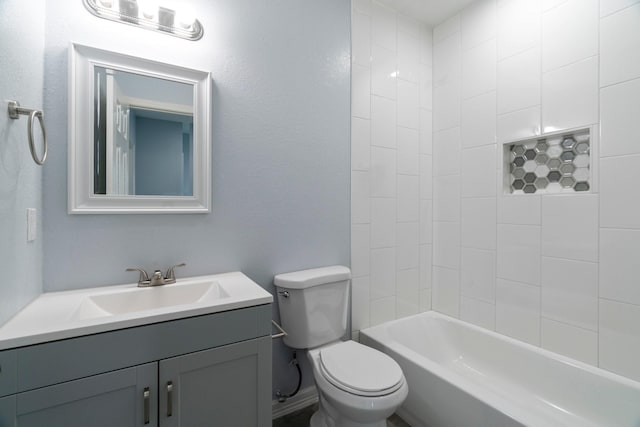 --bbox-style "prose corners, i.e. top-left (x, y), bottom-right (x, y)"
top-left (159, 336), bottom-right (271, 427)
top-left (15, 362), bottom-right (157, 427)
